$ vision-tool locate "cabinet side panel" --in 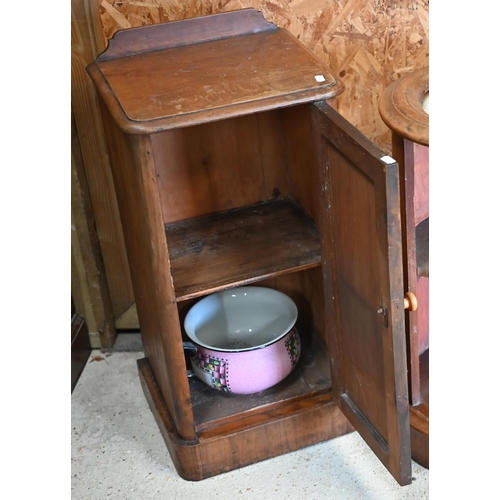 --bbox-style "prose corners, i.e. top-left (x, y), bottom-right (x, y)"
top-left (99, 99), bottom-right (196, 440)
